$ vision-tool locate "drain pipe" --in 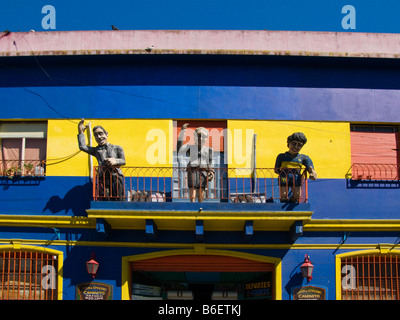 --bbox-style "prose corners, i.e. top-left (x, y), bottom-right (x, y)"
top-left (252, 133), bottom-right (257, 192)
top-left (88, 121), bottom-right (93, 182)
